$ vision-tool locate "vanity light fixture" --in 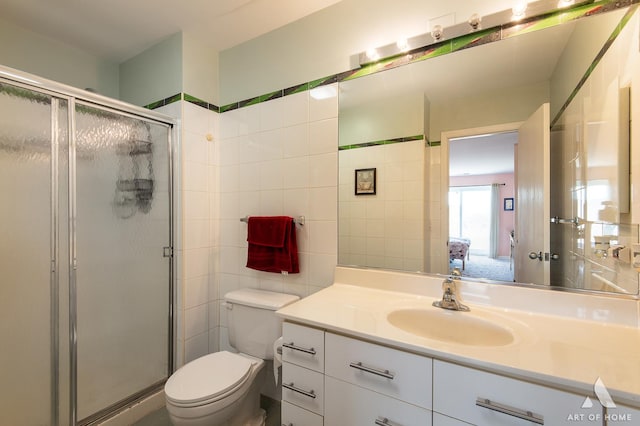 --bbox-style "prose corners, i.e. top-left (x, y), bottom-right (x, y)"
top-left (431, 25), bottom-right (444, 41)
top-left (512, 1), bottom-right (529, 20)
top-left (396, 38), bottom-right (410, 52)
top-left (356, 0), bottom-right (594, 66)
top-left (468, 13), bottom-right (482, 30)
top-left (365, 47), bottom-right (380, 62)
